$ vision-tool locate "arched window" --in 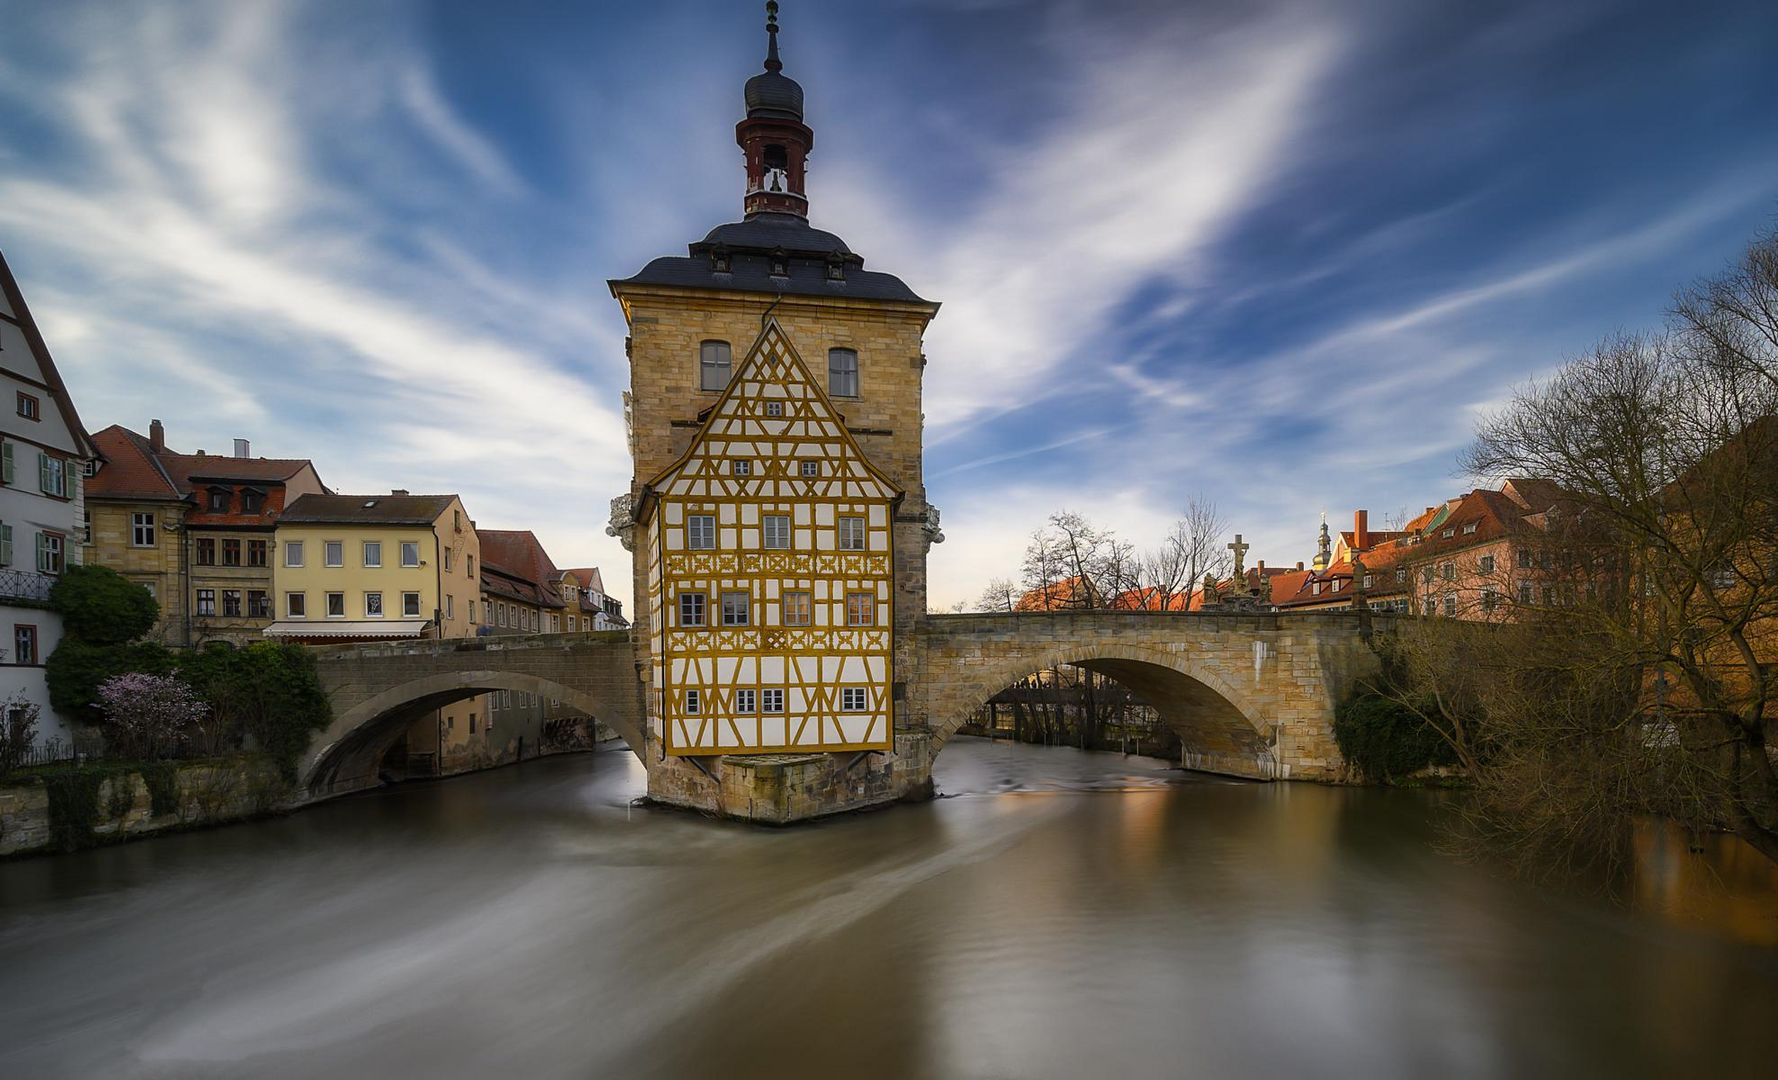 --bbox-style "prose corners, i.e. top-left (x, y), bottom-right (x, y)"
top-left (700, 340), bottom-right (731, 391)
top-left (828, 348), bottom-right (859, 398)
